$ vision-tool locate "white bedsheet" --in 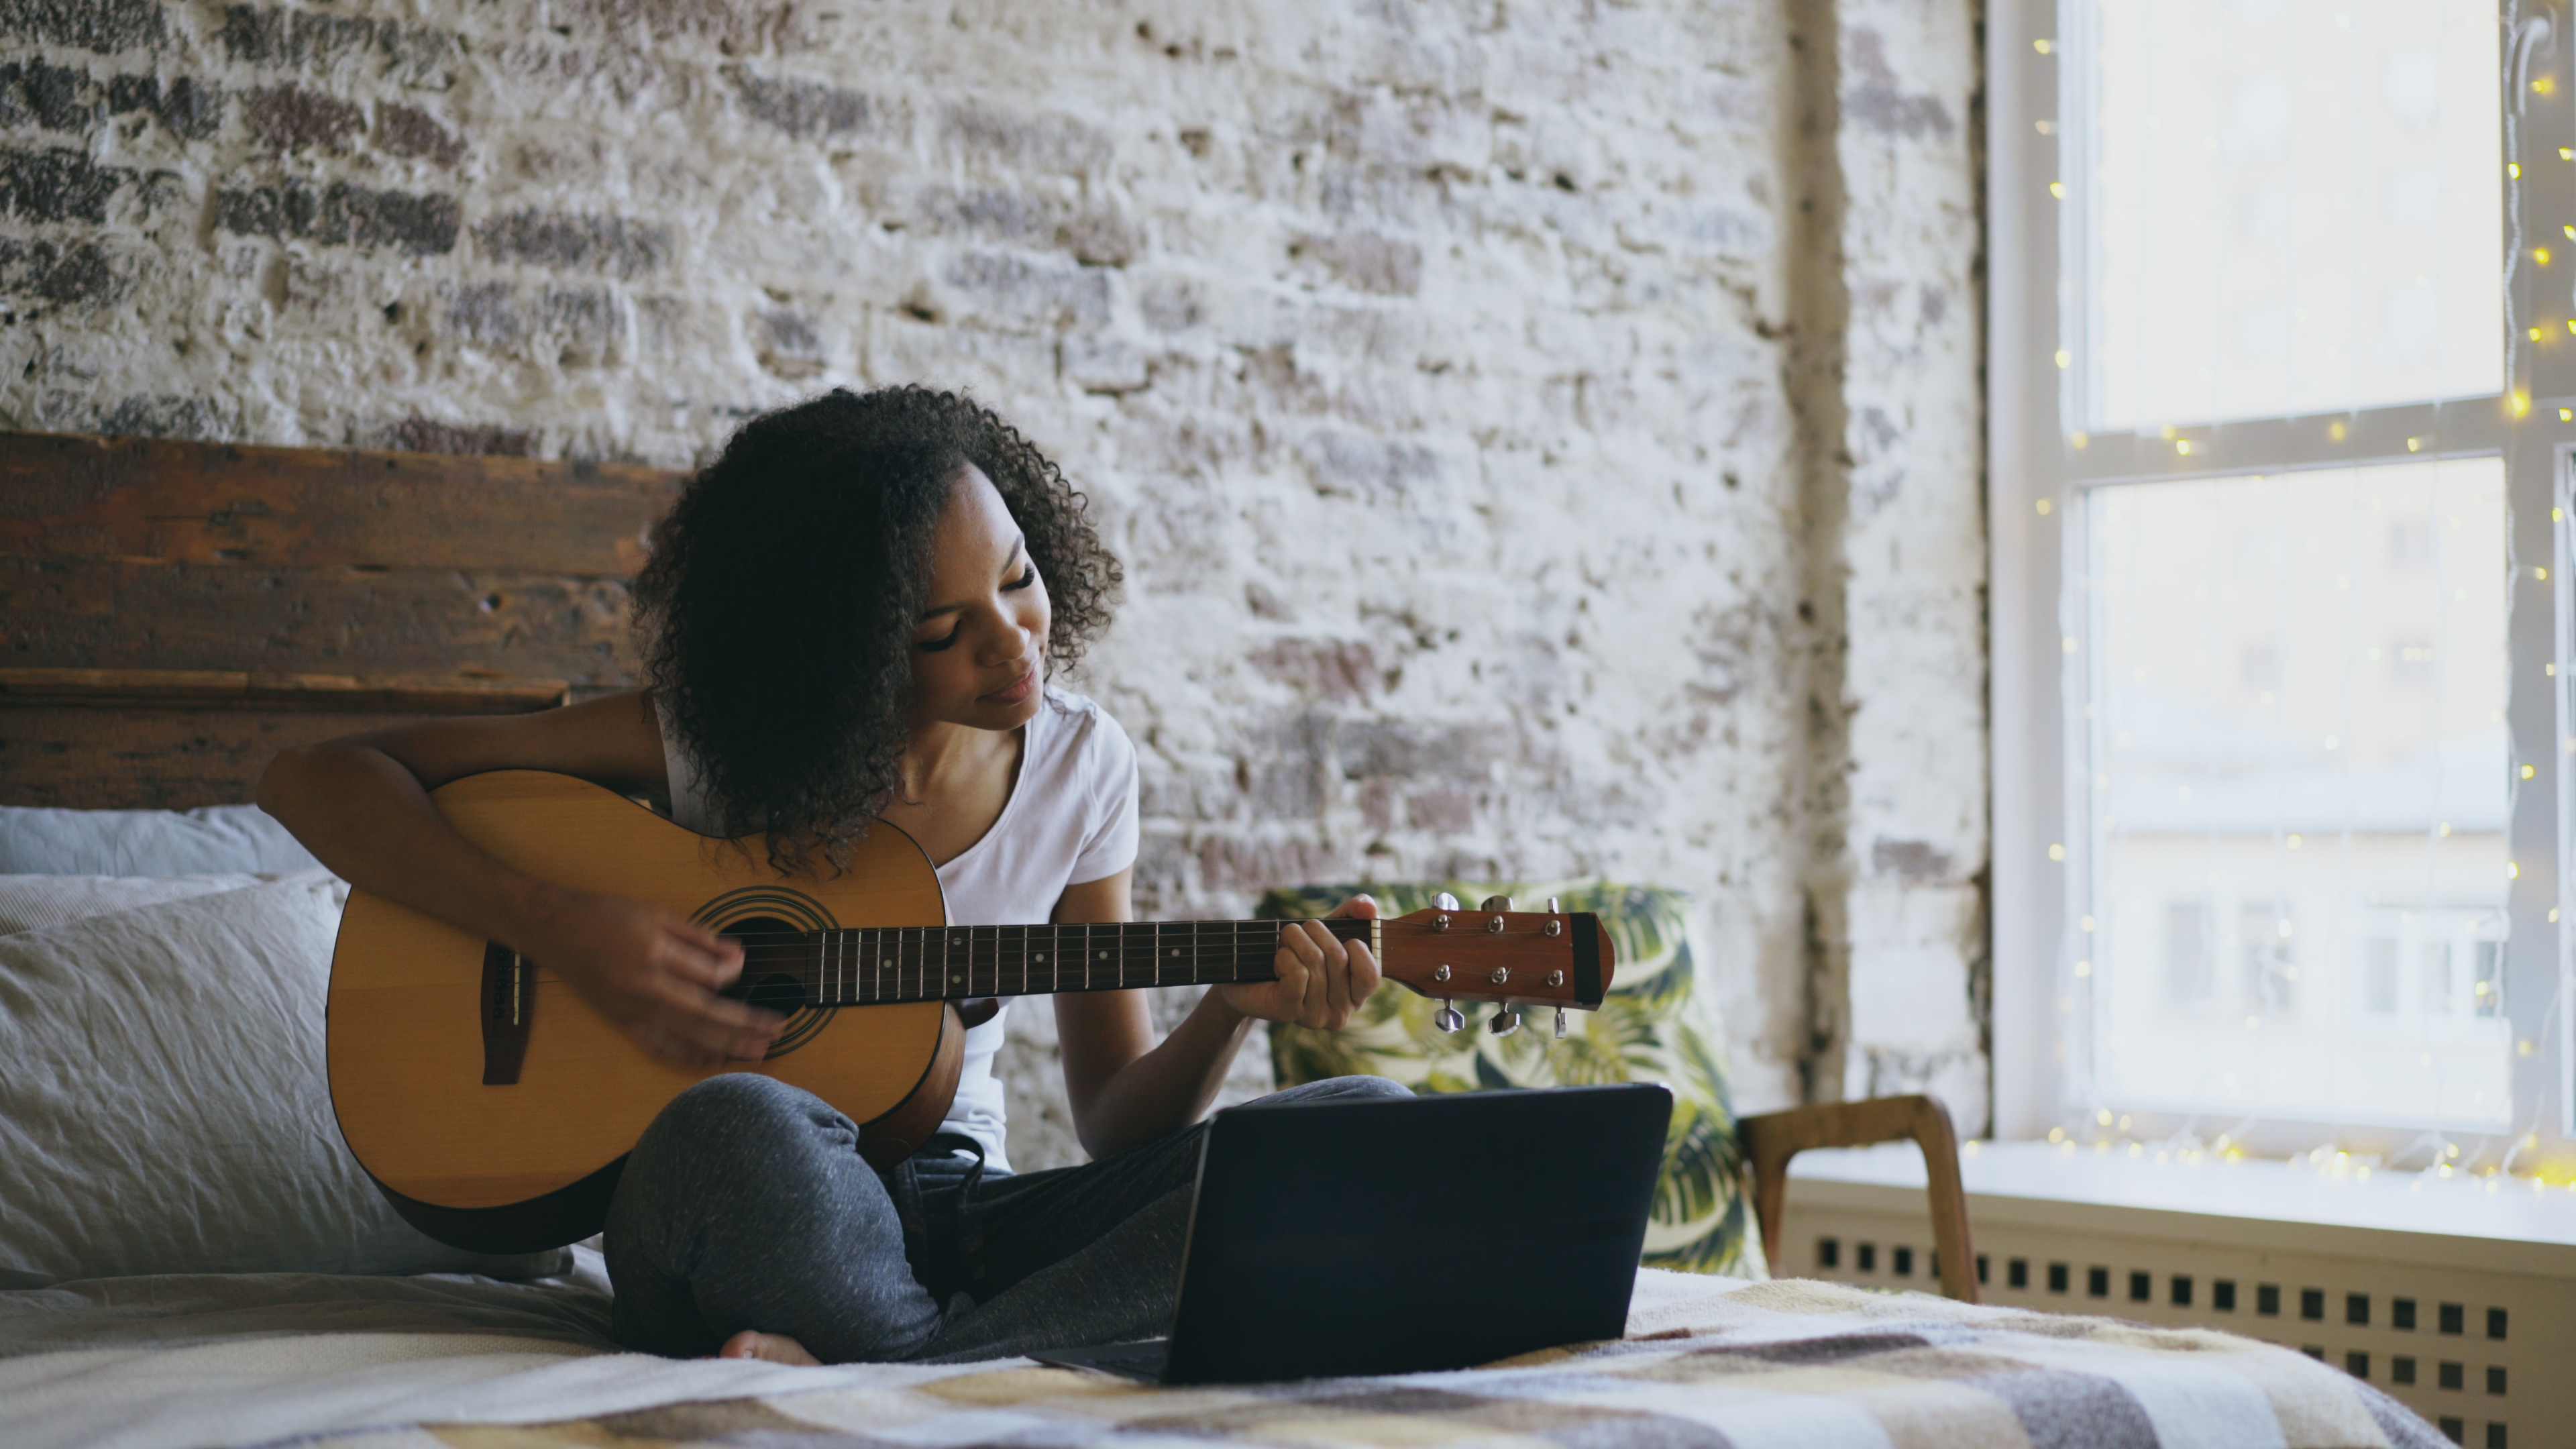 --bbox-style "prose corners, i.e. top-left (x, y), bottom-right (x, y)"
top-left (0, 1256), bottom-right (1754, 1449)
